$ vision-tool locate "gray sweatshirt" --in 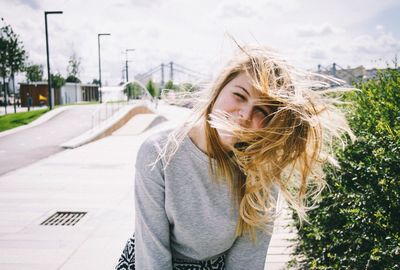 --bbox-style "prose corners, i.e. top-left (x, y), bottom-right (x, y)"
top-left (134, 129), bottom-right (274, 269)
